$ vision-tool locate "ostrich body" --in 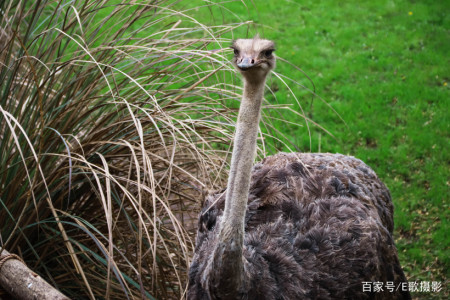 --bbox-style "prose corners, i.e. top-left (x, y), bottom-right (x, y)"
top-left (188, 37), bottom-right (410, 300)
